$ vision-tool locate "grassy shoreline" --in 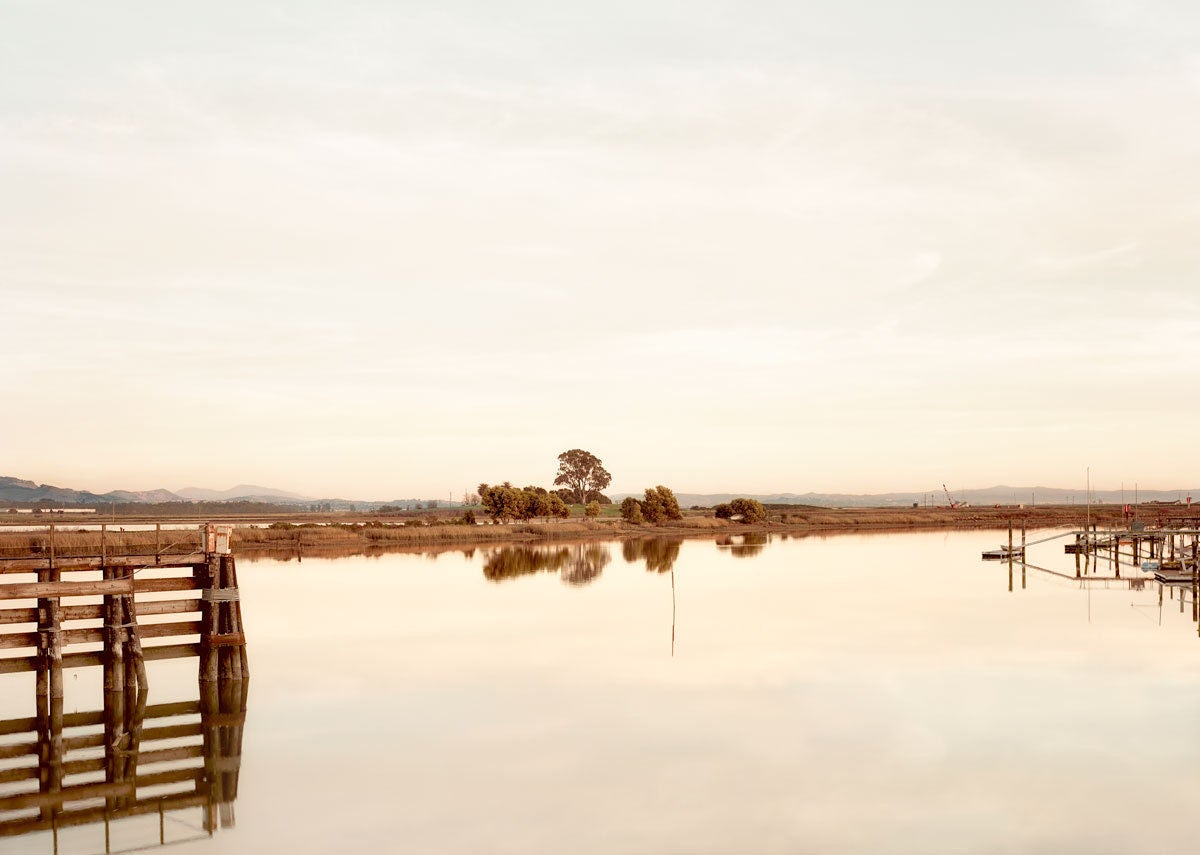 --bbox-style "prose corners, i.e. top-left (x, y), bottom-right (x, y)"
top-left (1, 504), bottom-right (1193, 563)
